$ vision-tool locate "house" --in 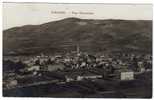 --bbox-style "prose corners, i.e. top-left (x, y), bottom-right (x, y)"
top-left (47, 63), bottom-right (65, 71)
top-left (121, 71), bottom-right (134, 80)
top-left (6, 79), bottom-right (18, 88)
top-left (23, 60), bottom-right (35, 66)
top-left (65, 76), bottom-right (74, 82)
top-left (27, 65), bottom-right (40, 71)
